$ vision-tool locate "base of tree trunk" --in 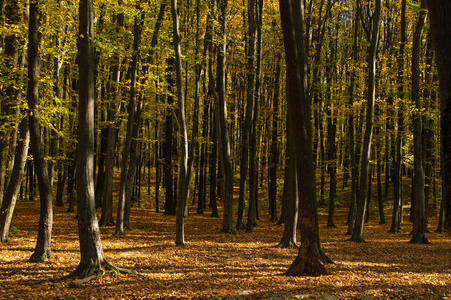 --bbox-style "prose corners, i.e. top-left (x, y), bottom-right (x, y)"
top-left (387, 228), bottom-right (400, 233)
top-left (210, 212), bottom-right (220, 218)
top-left (347, 236), bottom-right (366, 243)
top-left (62, 259), bottom-right (136, 286)
top-left (408, 234), bottom-right (430, 244)
top-left (434, 227), bottom-right (446, 233)
top-left (326, 223), bottom-right (337, 228)
top-left (284, 256), bottom-right (327, 276)
top-left (28, 251), bottom-right (53, 263)
top-left (275, 239), bottom-right (298, 249)
top-left (235, 222), bottom-right (246, 230)
top-left (319, 249), bottom-right (334, 265)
